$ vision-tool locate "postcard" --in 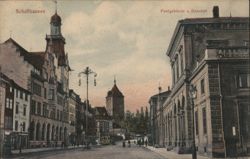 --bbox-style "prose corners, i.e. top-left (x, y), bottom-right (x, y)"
top-left (0, 0), bottom-right (249, 158)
